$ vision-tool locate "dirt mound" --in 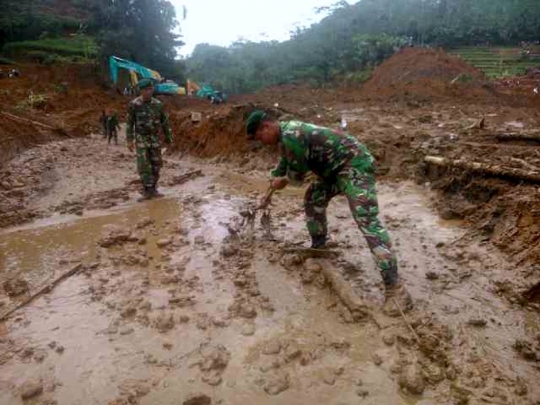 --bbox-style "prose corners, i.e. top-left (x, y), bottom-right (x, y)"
top-left (361, 48), bottom-right (500, 103)
top-left (169, 104), bottom-right (296, 158)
